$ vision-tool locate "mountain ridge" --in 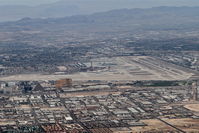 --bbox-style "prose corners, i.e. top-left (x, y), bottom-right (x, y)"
top-left (1, 6), bottom-right (199, 34)
top-left (1, 0), bottom-right (199, 22)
